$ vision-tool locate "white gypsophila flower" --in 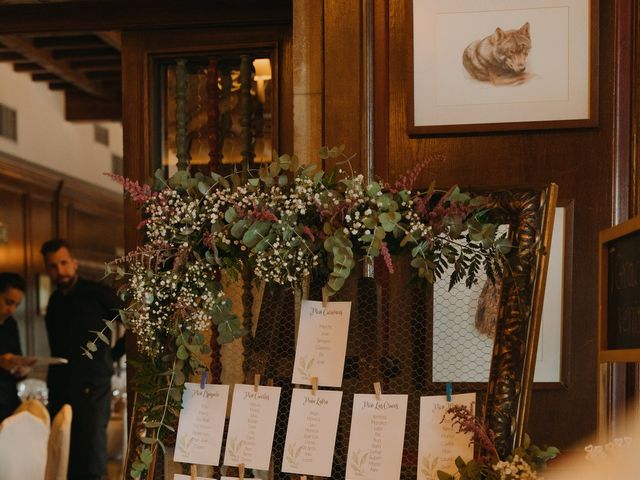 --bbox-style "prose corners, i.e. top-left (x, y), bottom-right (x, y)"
top-left (492, 456), bottom-right (538, 480)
